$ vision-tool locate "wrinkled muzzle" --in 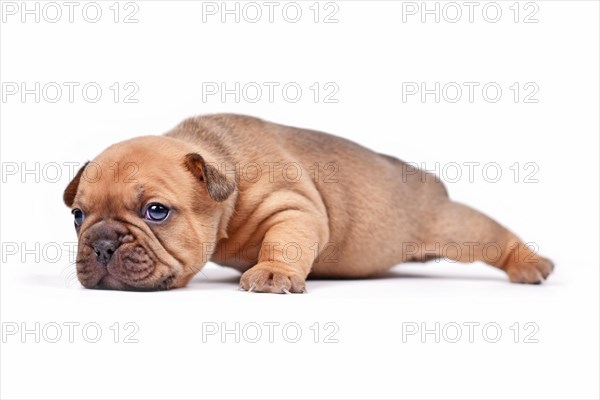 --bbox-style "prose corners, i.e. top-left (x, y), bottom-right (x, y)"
top-left (76, 220), bottom-right (174, 291)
